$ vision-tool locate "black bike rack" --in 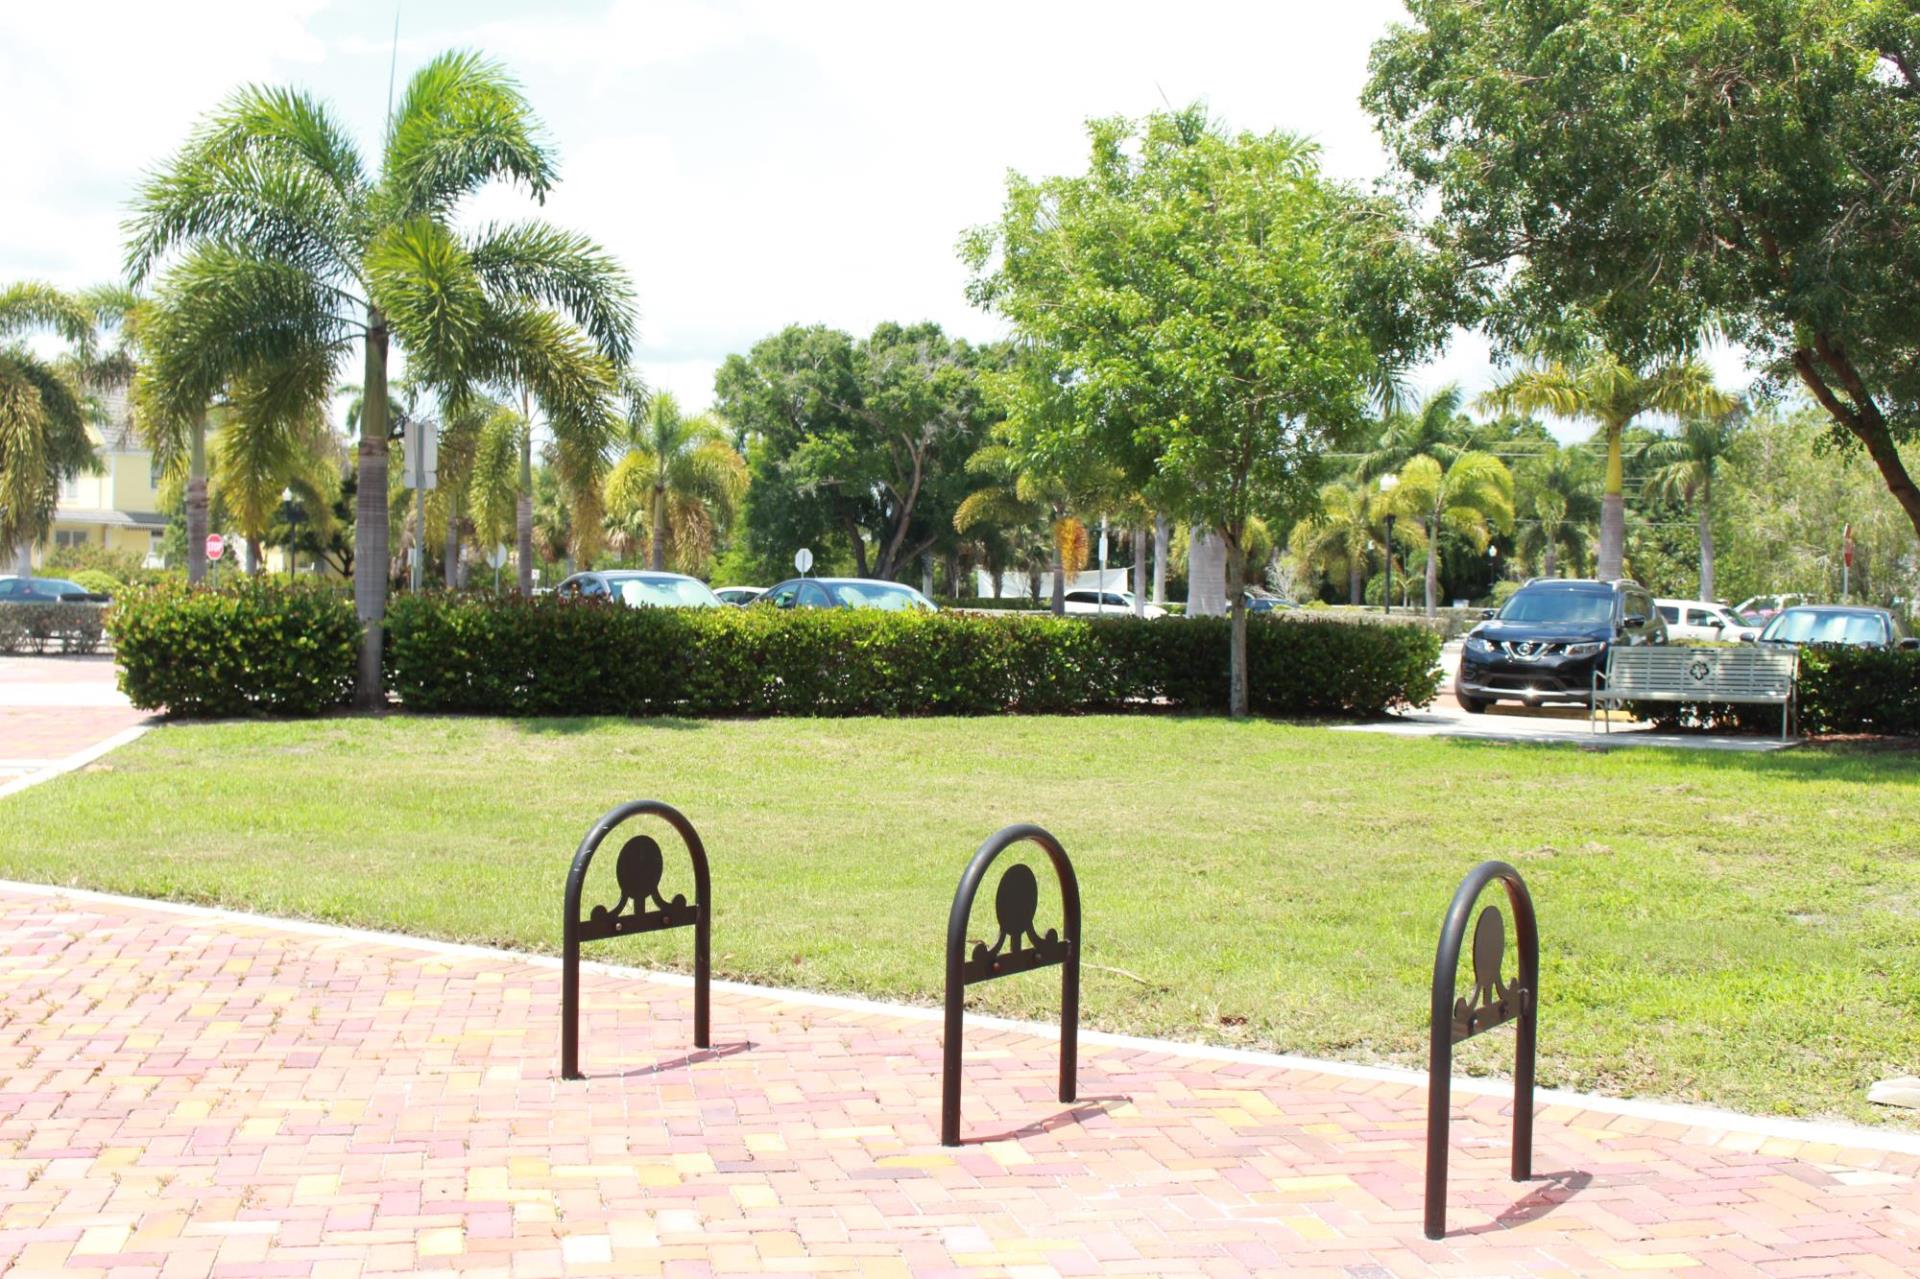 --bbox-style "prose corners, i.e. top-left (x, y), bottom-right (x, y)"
top-left (561, 800), bottom-right (711, 1080)
top-left (1425, 860), bottom-right (1538, 1239)
top-left (941, 823), bottom-right (1081, 1146)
